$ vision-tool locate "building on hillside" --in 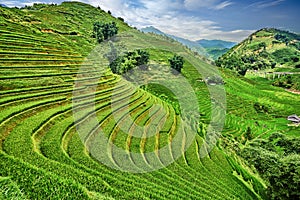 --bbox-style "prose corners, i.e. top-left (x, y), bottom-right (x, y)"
top-left (287, 114), bottom-right (300, 124)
